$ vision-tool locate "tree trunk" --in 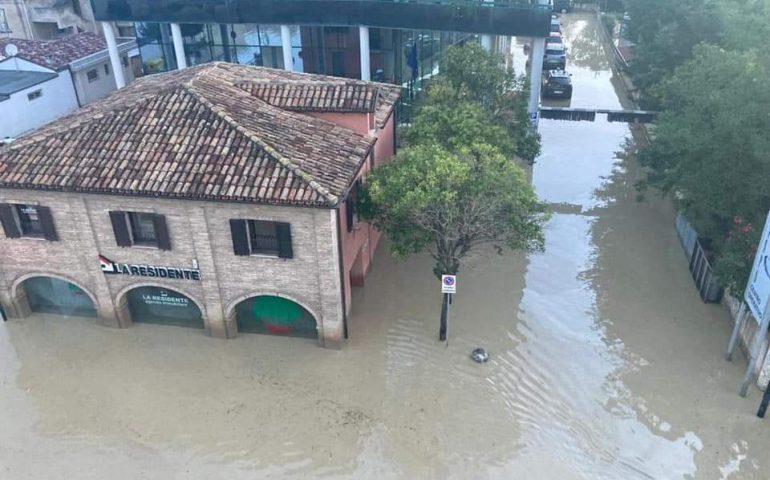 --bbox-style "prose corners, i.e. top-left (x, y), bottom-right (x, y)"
top-left (439, 292), bottom-right (448, 341)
